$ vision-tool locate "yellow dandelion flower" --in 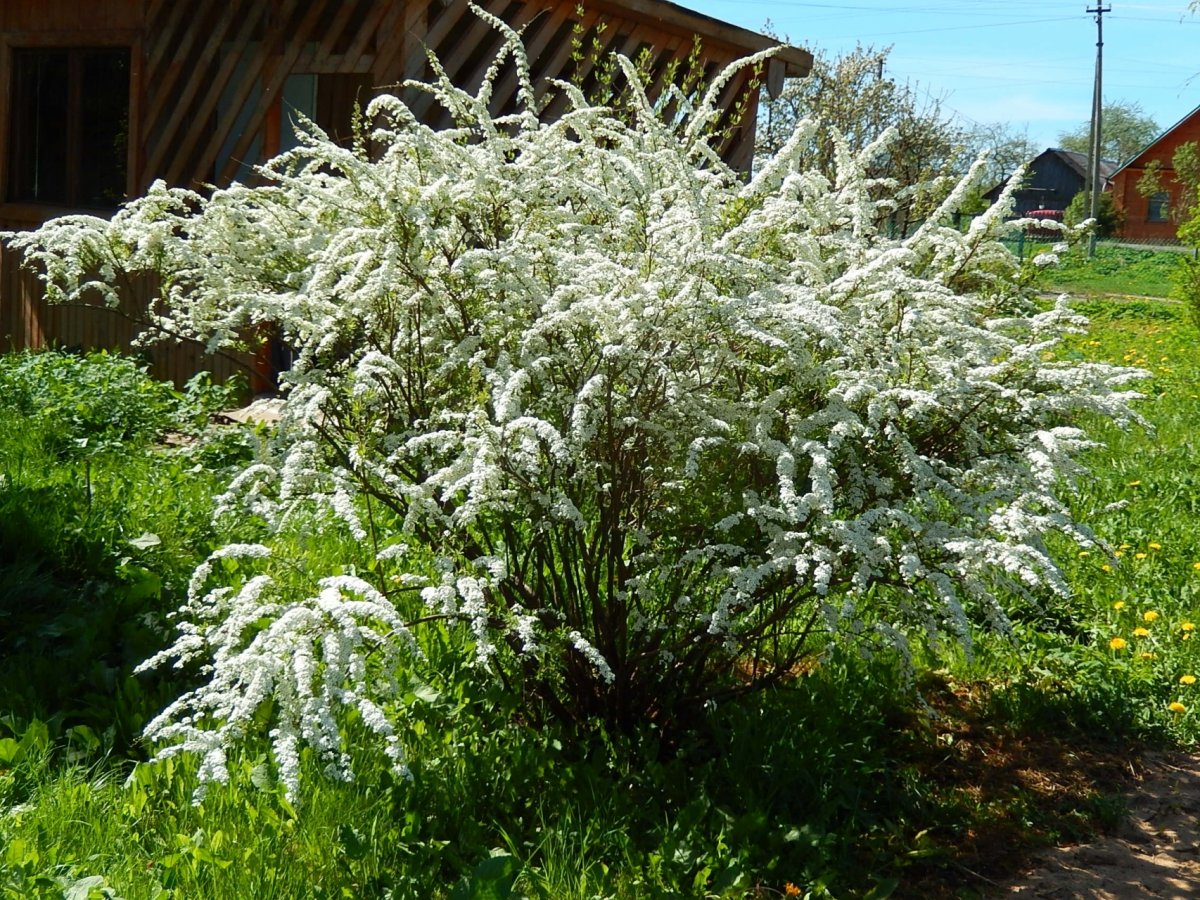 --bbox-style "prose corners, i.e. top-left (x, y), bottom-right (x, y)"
top-left (1120, 544), bottom-right (1132, 550)
top-left (1145, 611), bottom-right (1161, 622)
top-left (1183, 622), bottom-right (1196, 632)
top-left (1134, 627), bottom-right (1151, 638)
top-left (1135, 553), bottom-right (1148, 560)
top-left (1149, 542), bottom-right (1163, 551)
top-left (1127, 480), bottom-right (1142, 487)
top-left (1078, 550), bottom-right (1091, 558)
top-left (1192, 562), bottom-right (1200, 571)
top-left (1181, 675), bottom-right (1197, 685)
top-left (1109, 637), bottom-right (1128, 650)
top-left (1101, 564), bottom-right (1113, 573)
top-left (1170, 702), bottom-right (1187, 714)
top-left (1115, 551), bottom-right (1124, 558)
top-left (1113, 601), bottom-right (1126, 610)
